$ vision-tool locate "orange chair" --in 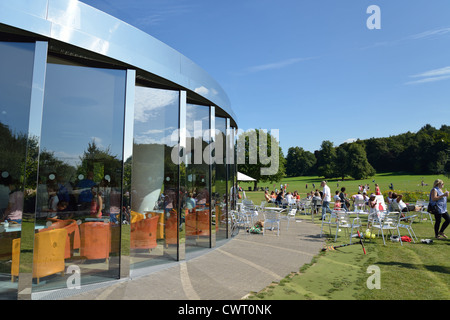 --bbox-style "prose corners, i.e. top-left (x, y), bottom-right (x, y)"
top-left (165, 214), bottom-right (178, 245)
top-left (40, 219), bottom-right (80, 259)
top-left (145, 212), bottom-right (164, 239)
top-left (130, 210), bottom-right (144, 224)
top-left (11, 238), bottom-right (20, 282)
top-left (196, 209), bottom-right (210, 236)
top-left (130, 215), bottom-right (159, 250)
top-left (80, 222), bottom-right (110, 260)
top-left (185, 209), bottom-right (198, 236)
top-left (11, 228), bottom-right (67, 284)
